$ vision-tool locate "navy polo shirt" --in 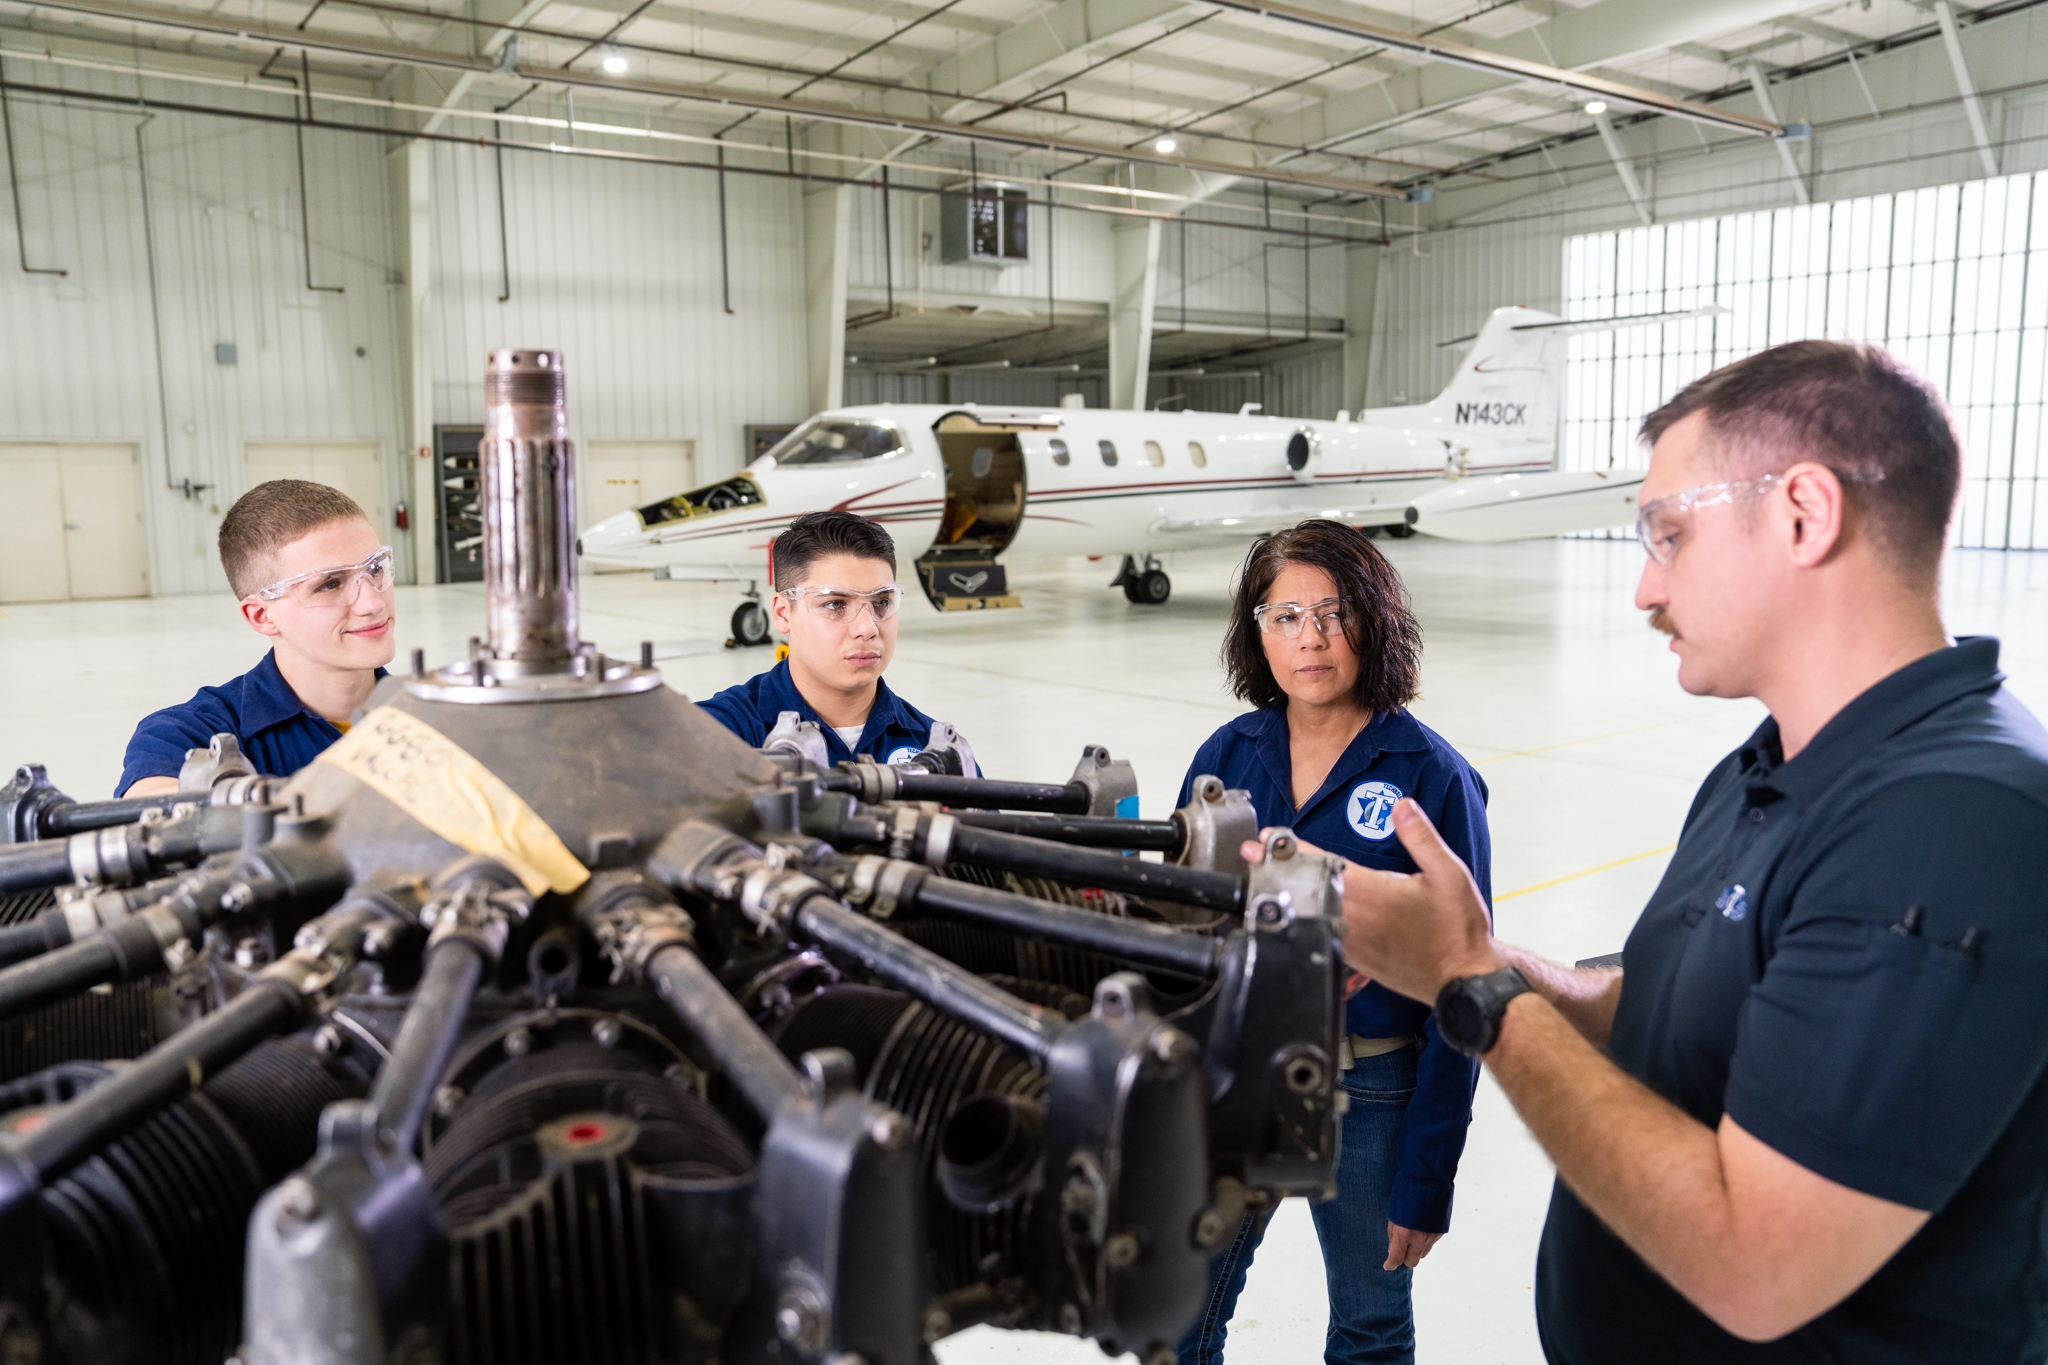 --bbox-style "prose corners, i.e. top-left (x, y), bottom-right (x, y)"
top-left (1180, 706), bottom-right (1491, 1234)
top-left (1537, 638), bottom-right (2048, 1364)
top-left (699, 660), bottom-right (947, 767)
top-left (117, 651), bottom-right (387, 795)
